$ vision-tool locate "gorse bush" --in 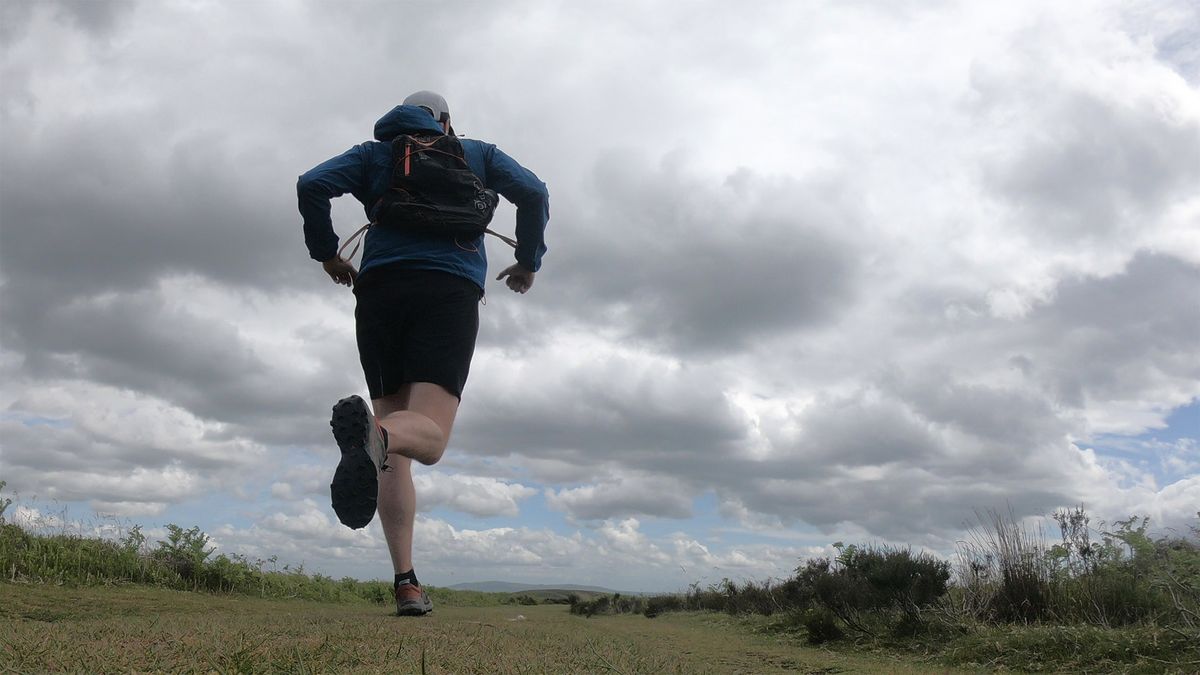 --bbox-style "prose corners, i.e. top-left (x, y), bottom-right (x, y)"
top-left (790, 543), bottom-right (951, 637)
top-left (575, 544), bottom-right (951, 637)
